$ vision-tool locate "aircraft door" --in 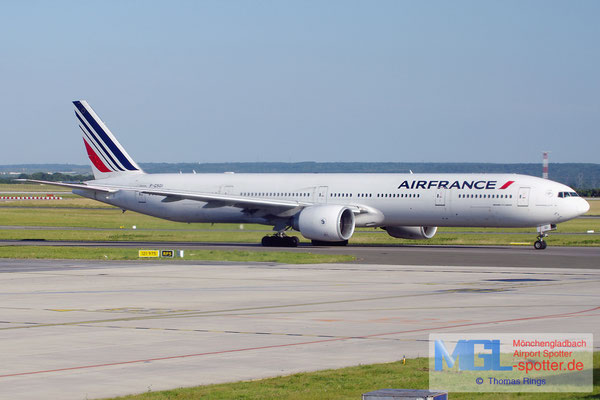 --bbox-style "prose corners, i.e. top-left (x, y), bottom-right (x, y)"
top-left (220, 185), bottom-right (234, 195)
top-left (315, 186), bottom-right (328, 204)
top-left (435, 188), bottom-right (446, 206)
top-left (517, 187), bottom-right (530, 207)
top-left (137, 192), bottom-right (146, 203)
